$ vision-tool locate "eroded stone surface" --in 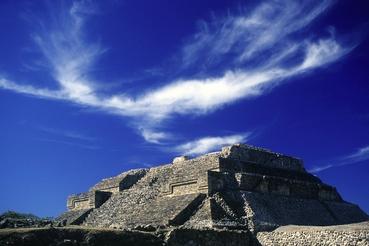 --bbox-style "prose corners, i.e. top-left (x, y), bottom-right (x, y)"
top-left (257, 222), bottom-right (369, 245)
top-left (1, 223), bottom-right (368, 246)
top-left (58, 144), bottom-right (368, 235)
